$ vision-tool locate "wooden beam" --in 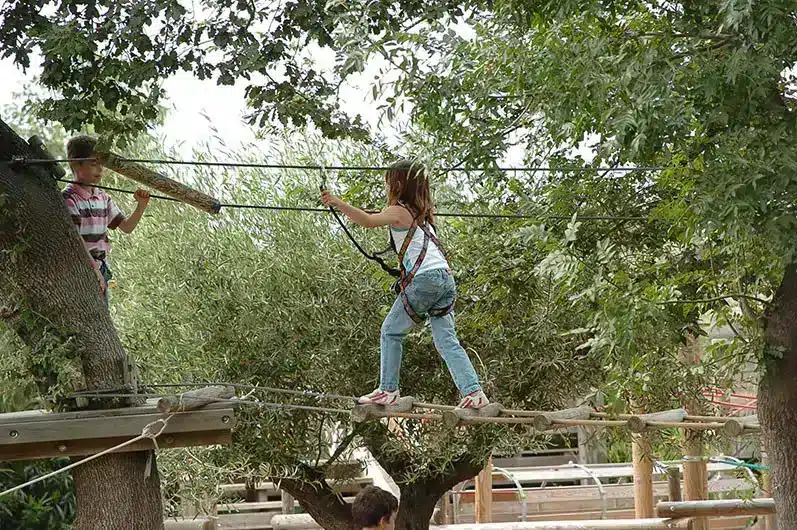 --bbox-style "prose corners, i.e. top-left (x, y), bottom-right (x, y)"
top-left (656, 498), bottom-right (775, 518)
top-left (0, 403), bottom-right (235, 461)
top-left (1, 408), bottom-right (234, 445)
top-left (98, 151), bottom-right (221, 214)
top-left (0, 430), bottom-right (232, 461)
top-left (475, 457), bottom-right (493, 523)
top-left (157, 385), bottom-right (235, 413)
top-left (632, 434), bottom-right (655, 518)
